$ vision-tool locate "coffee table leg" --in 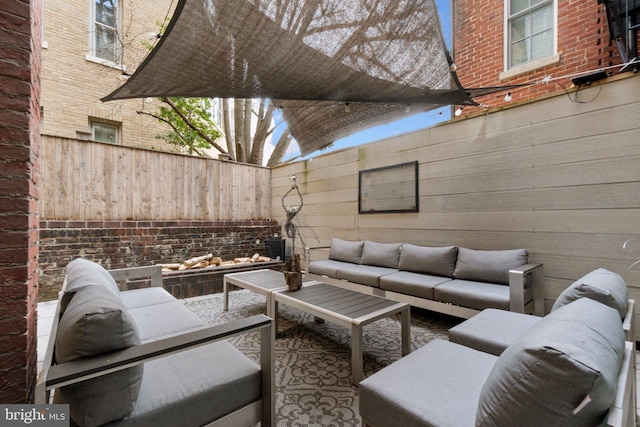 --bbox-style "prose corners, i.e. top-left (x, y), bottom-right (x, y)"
top-left (351, 324), bottom-right (363, 386)
top-left (400, 307), bottom-right (411, 356)
top-left (267, 297), bottom-right (279, 335)
top-left (223, 279), bottom-right (229, 311)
